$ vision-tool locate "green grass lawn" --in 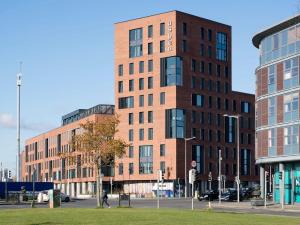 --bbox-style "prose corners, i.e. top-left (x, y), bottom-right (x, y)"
top-left (0, 208), bottom-right (299, 225)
